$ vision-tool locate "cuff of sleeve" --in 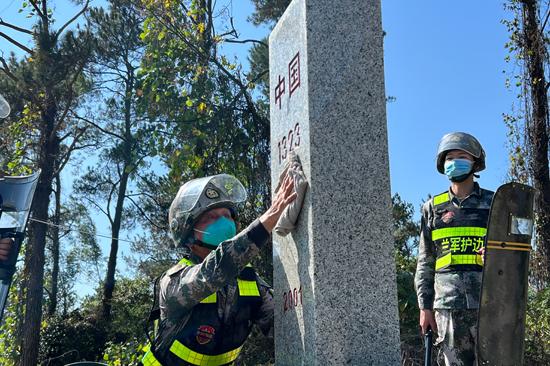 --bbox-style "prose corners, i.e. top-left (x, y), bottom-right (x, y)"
top-left (247, 219), bottom-right (270, 248)
top-left (418, 299), bottom-right (434, 310)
